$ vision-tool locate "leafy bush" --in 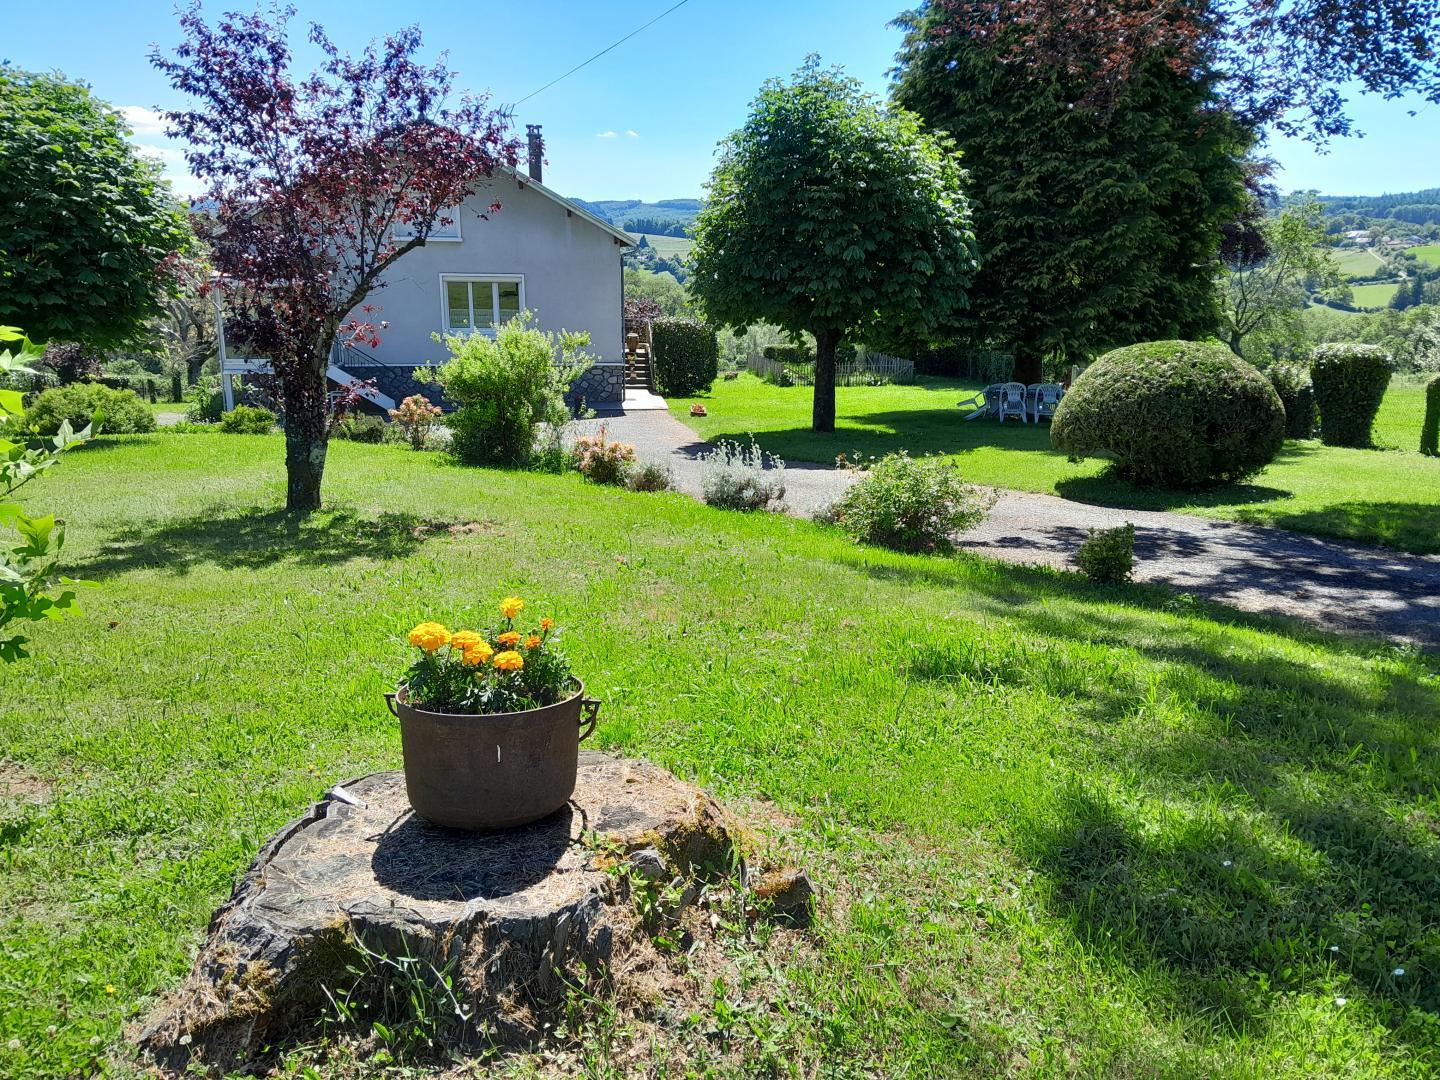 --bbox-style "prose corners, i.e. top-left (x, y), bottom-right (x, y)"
top-left (184, 378), bottom-right (224, 423)
top-left (1051, 340), bottom-right (1284, 487)
top-left (1422, 373), bottom-right (1440, 457)
top-left (762, 344), bottom-right (815, 366)
top-left (430, 313), bottom-right (592, 467)
top-left (1266, 363), bottom-right (1316, 439)
top-left (699, 439), bottom-right (786, 511)
top-left (627, 459), bottom-right (673, 492)
top-left (830, 452), bottom-right (994, 553)
top-left (23, 382), bottom-right (155, 436)
top-left (570, 425), bottom-right (636, 485)
top-left (332, 414), bottom-right (385, 443)
top-left (1075, 523), bottom-right (1136, 584)
top-left (1311, 343), bottom-right (1393, 448)
top-left (218, 404), bottom-right (277, 434)
top-left (388, 394), bottom-right (443, 450)
top-left (651, 317), bottom-right (719, 396)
